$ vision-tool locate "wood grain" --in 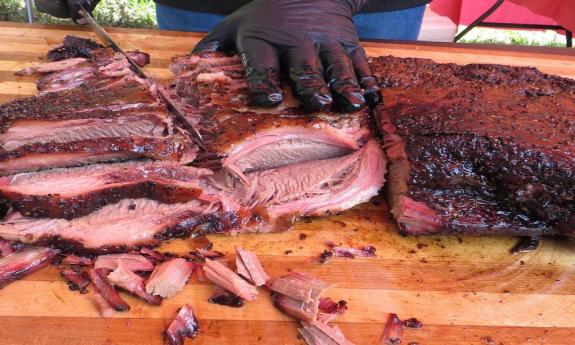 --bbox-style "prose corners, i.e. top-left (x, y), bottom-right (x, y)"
top-left (1, 22), bottom-right (575, 345)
